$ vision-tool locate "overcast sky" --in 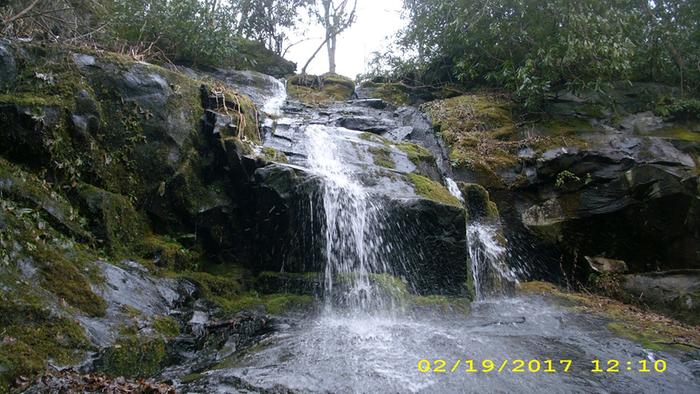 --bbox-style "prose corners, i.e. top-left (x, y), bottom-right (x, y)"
top-left (284, 0), bottom-right (405, 78)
